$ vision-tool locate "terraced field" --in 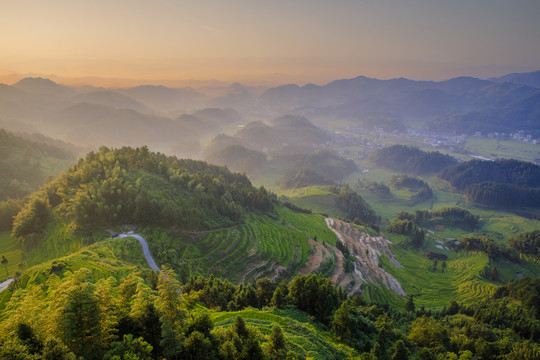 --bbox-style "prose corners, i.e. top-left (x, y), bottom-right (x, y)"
top-left (211, 308), bottom-right (355, 360)
top-left (283, 187), bottom-right (349, 219)
top-left (0, 232), bottom-right (23, 281)
top-left (175, 207), bottom-right (339, 283)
